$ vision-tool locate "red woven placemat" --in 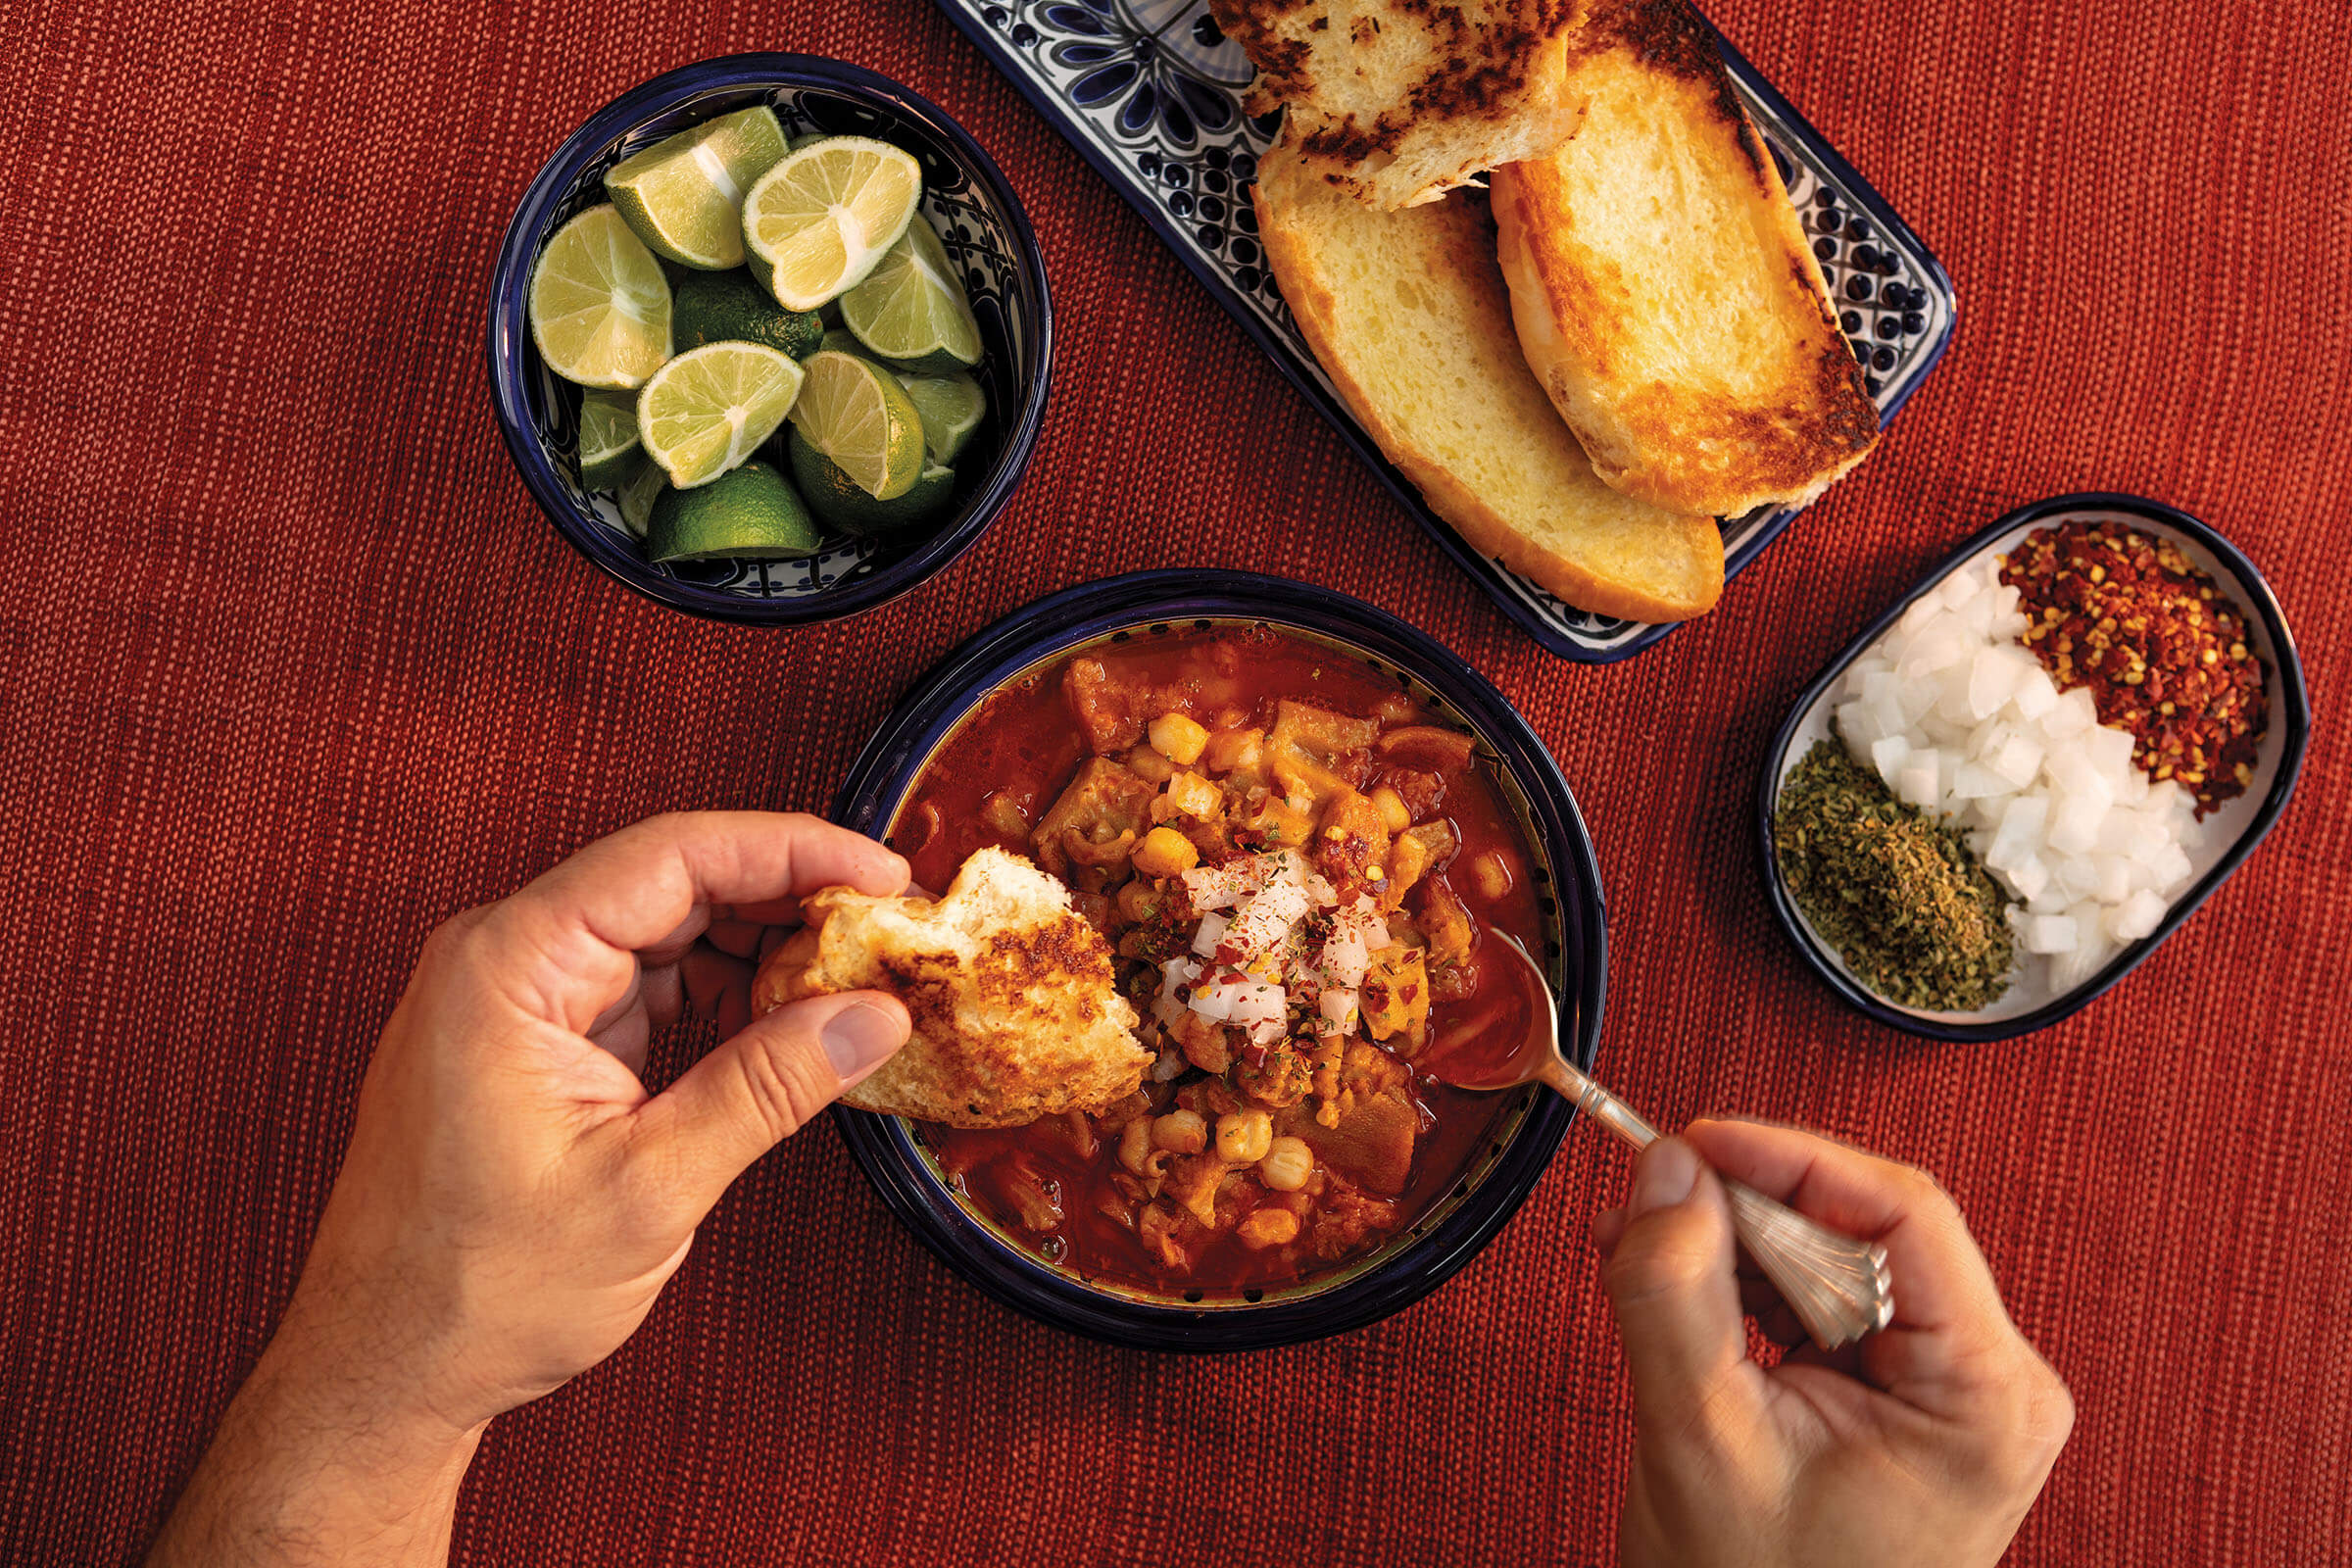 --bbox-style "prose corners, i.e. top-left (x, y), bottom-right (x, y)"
top-left (2, 0), bottom-right (2346, 1561)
